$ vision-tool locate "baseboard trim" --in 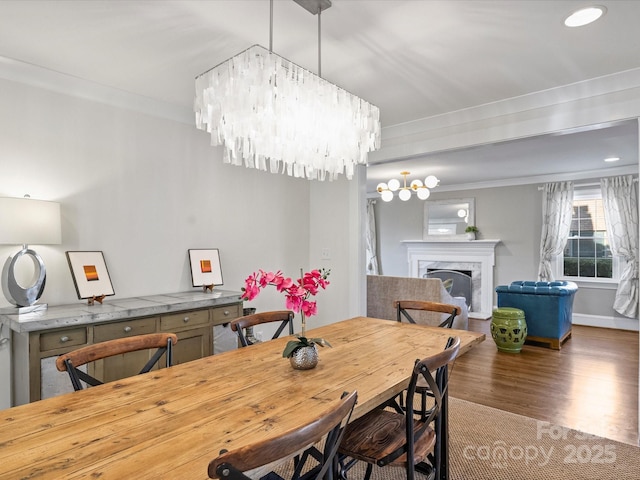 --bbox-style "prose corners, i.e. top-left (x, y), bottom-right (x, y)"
top-left (572, 312), bottom-right (639, 332)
